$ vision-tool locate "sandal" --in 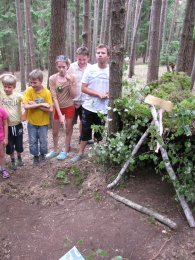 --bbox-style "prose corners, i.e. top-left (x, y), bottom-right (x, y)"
top-left (46, 150), bottom-right (58, 160)
top-left (57, 151), bottom-right (68, 160)
top-left (1, 169), bottom-right (10, 179)
top-left (70, 154), bottom-right (83, 163)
